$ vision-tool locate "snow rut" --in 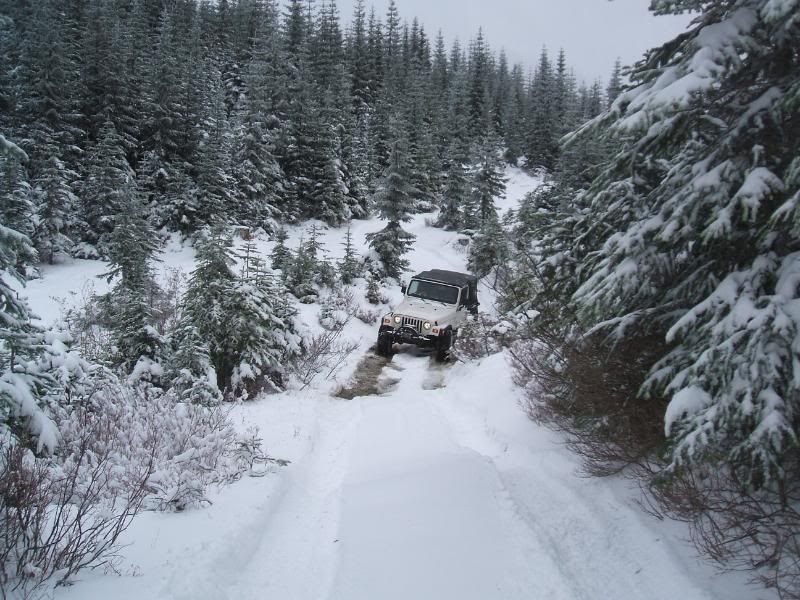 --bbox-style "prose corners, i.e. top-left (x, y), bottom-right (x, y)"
top-left (431, 355), bottom-right (725, 600)
top-left (223, 400), bottom-right (362, 600)
top-left (324, 353), bottom-right (563, 600)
